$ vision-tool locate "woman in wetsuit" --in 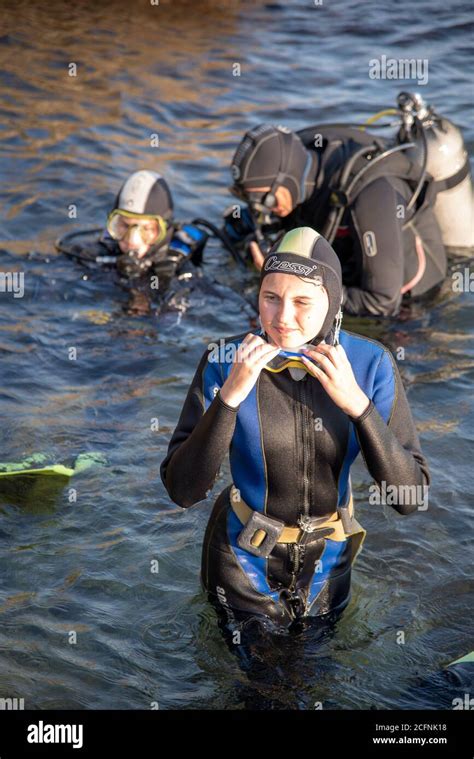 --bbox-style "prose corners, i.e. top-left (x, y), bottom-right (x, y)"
top-left (160, 226), bottom-right (430, 632)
